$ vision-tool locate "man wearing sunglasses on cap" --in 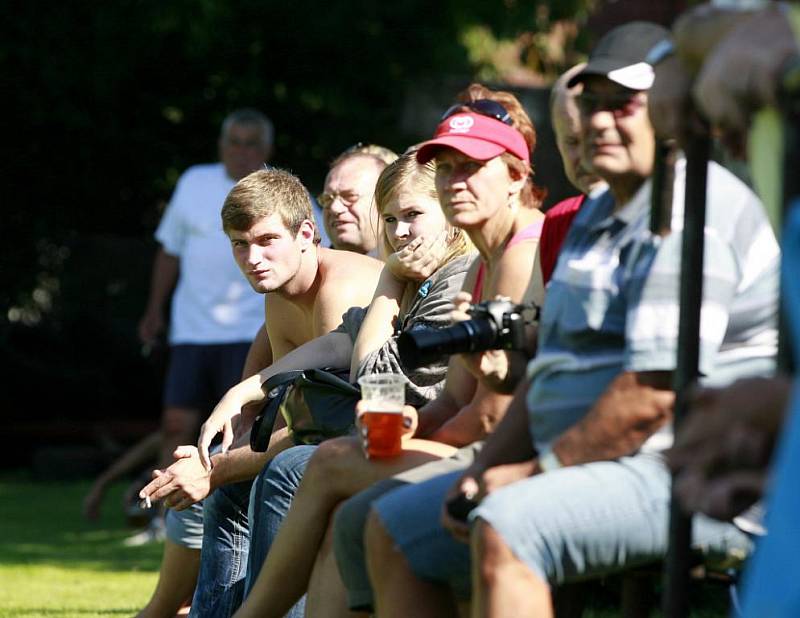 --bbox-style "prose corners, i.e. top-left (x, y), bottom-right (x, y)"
top-left (364, 21), bottom-right (779, 617)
